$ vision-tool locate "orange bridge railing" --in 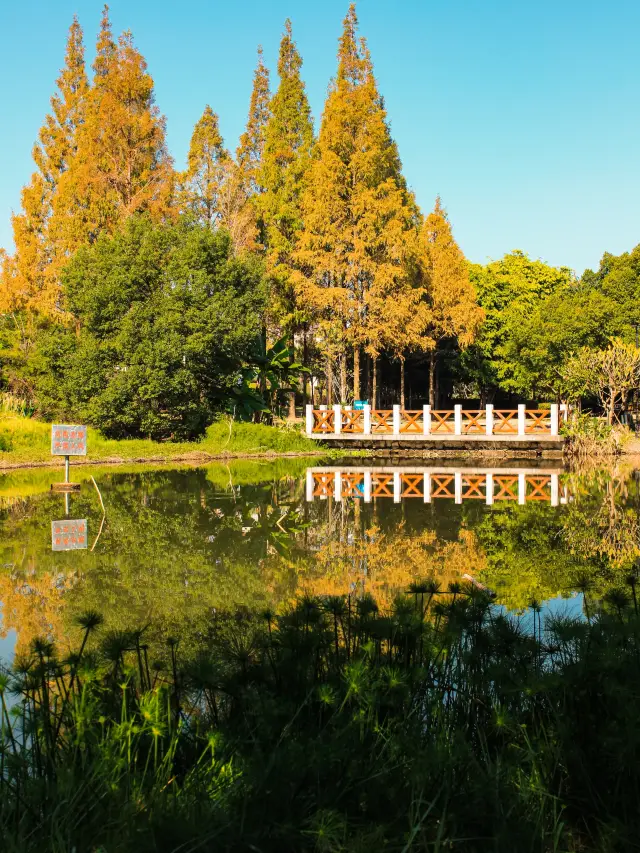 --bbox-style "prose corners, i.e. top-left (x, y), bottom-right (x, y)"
top-left (306, 404), bottom-right (566, 438)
